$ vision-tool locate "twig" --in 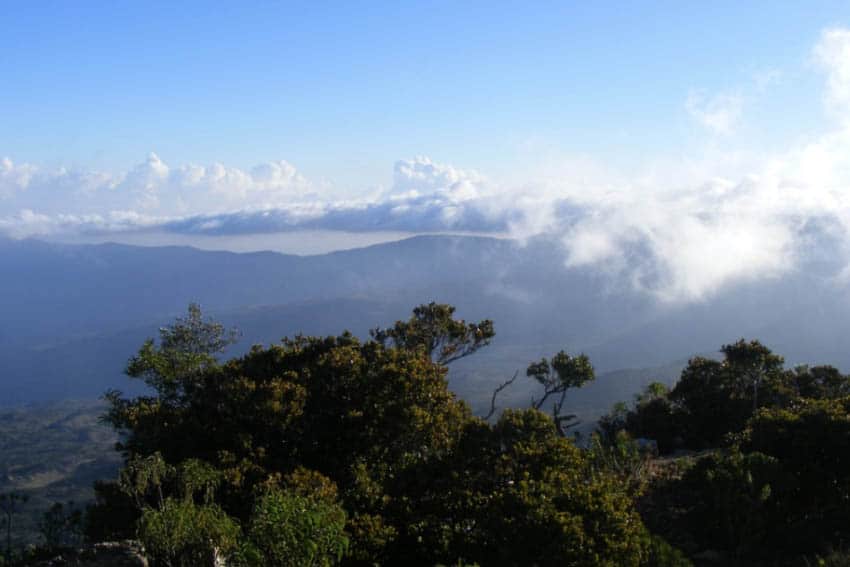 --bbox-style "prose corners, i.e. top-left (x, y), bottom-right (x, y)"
top-left (485, 371), bottom-right (519, 420)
